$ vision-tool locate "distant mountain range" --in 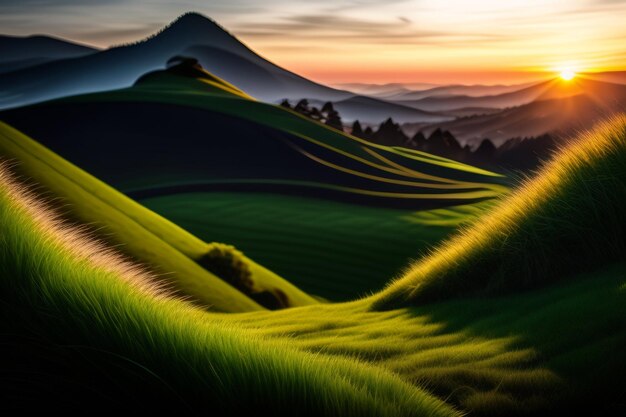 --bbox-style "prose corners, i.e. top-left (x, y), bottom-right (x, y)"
top-left (405, 78), bottom-right (626, 145)
top-left (0, 13), bottom-right (451, 125)
top-left (333, 83), bottom-right (439, 99)
top-left (0, 34), bottom-right (97, 74)
top-left (0, 13), bottom-right (355, 110)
